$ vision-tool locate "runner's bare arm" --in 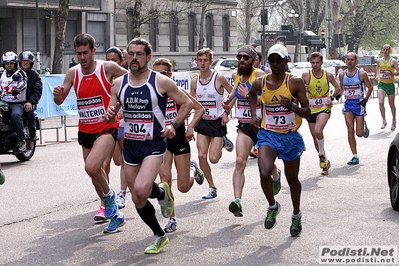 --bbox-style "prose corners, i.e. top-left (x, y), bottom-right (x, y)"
top-left (103, 60), bottom-right (128, 83)
top-left (105, 76), bottom-right (123, 123)
top-left (360, 70), bottom-right (373, 101)
top-left (53, 68), bottom-right (74, 105)
top-left (288, 76), bottom-right (310, 119)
